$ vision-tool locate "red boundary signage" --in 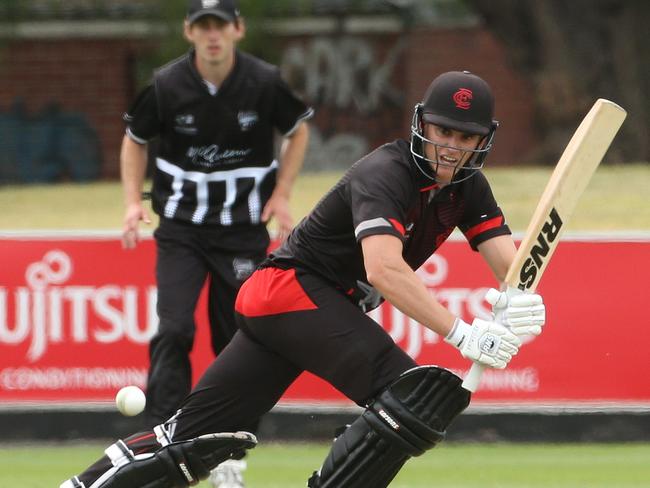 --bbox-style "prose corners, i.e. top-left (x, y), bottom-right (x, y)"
top-left (1, 233), bottom-right (649, 409)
